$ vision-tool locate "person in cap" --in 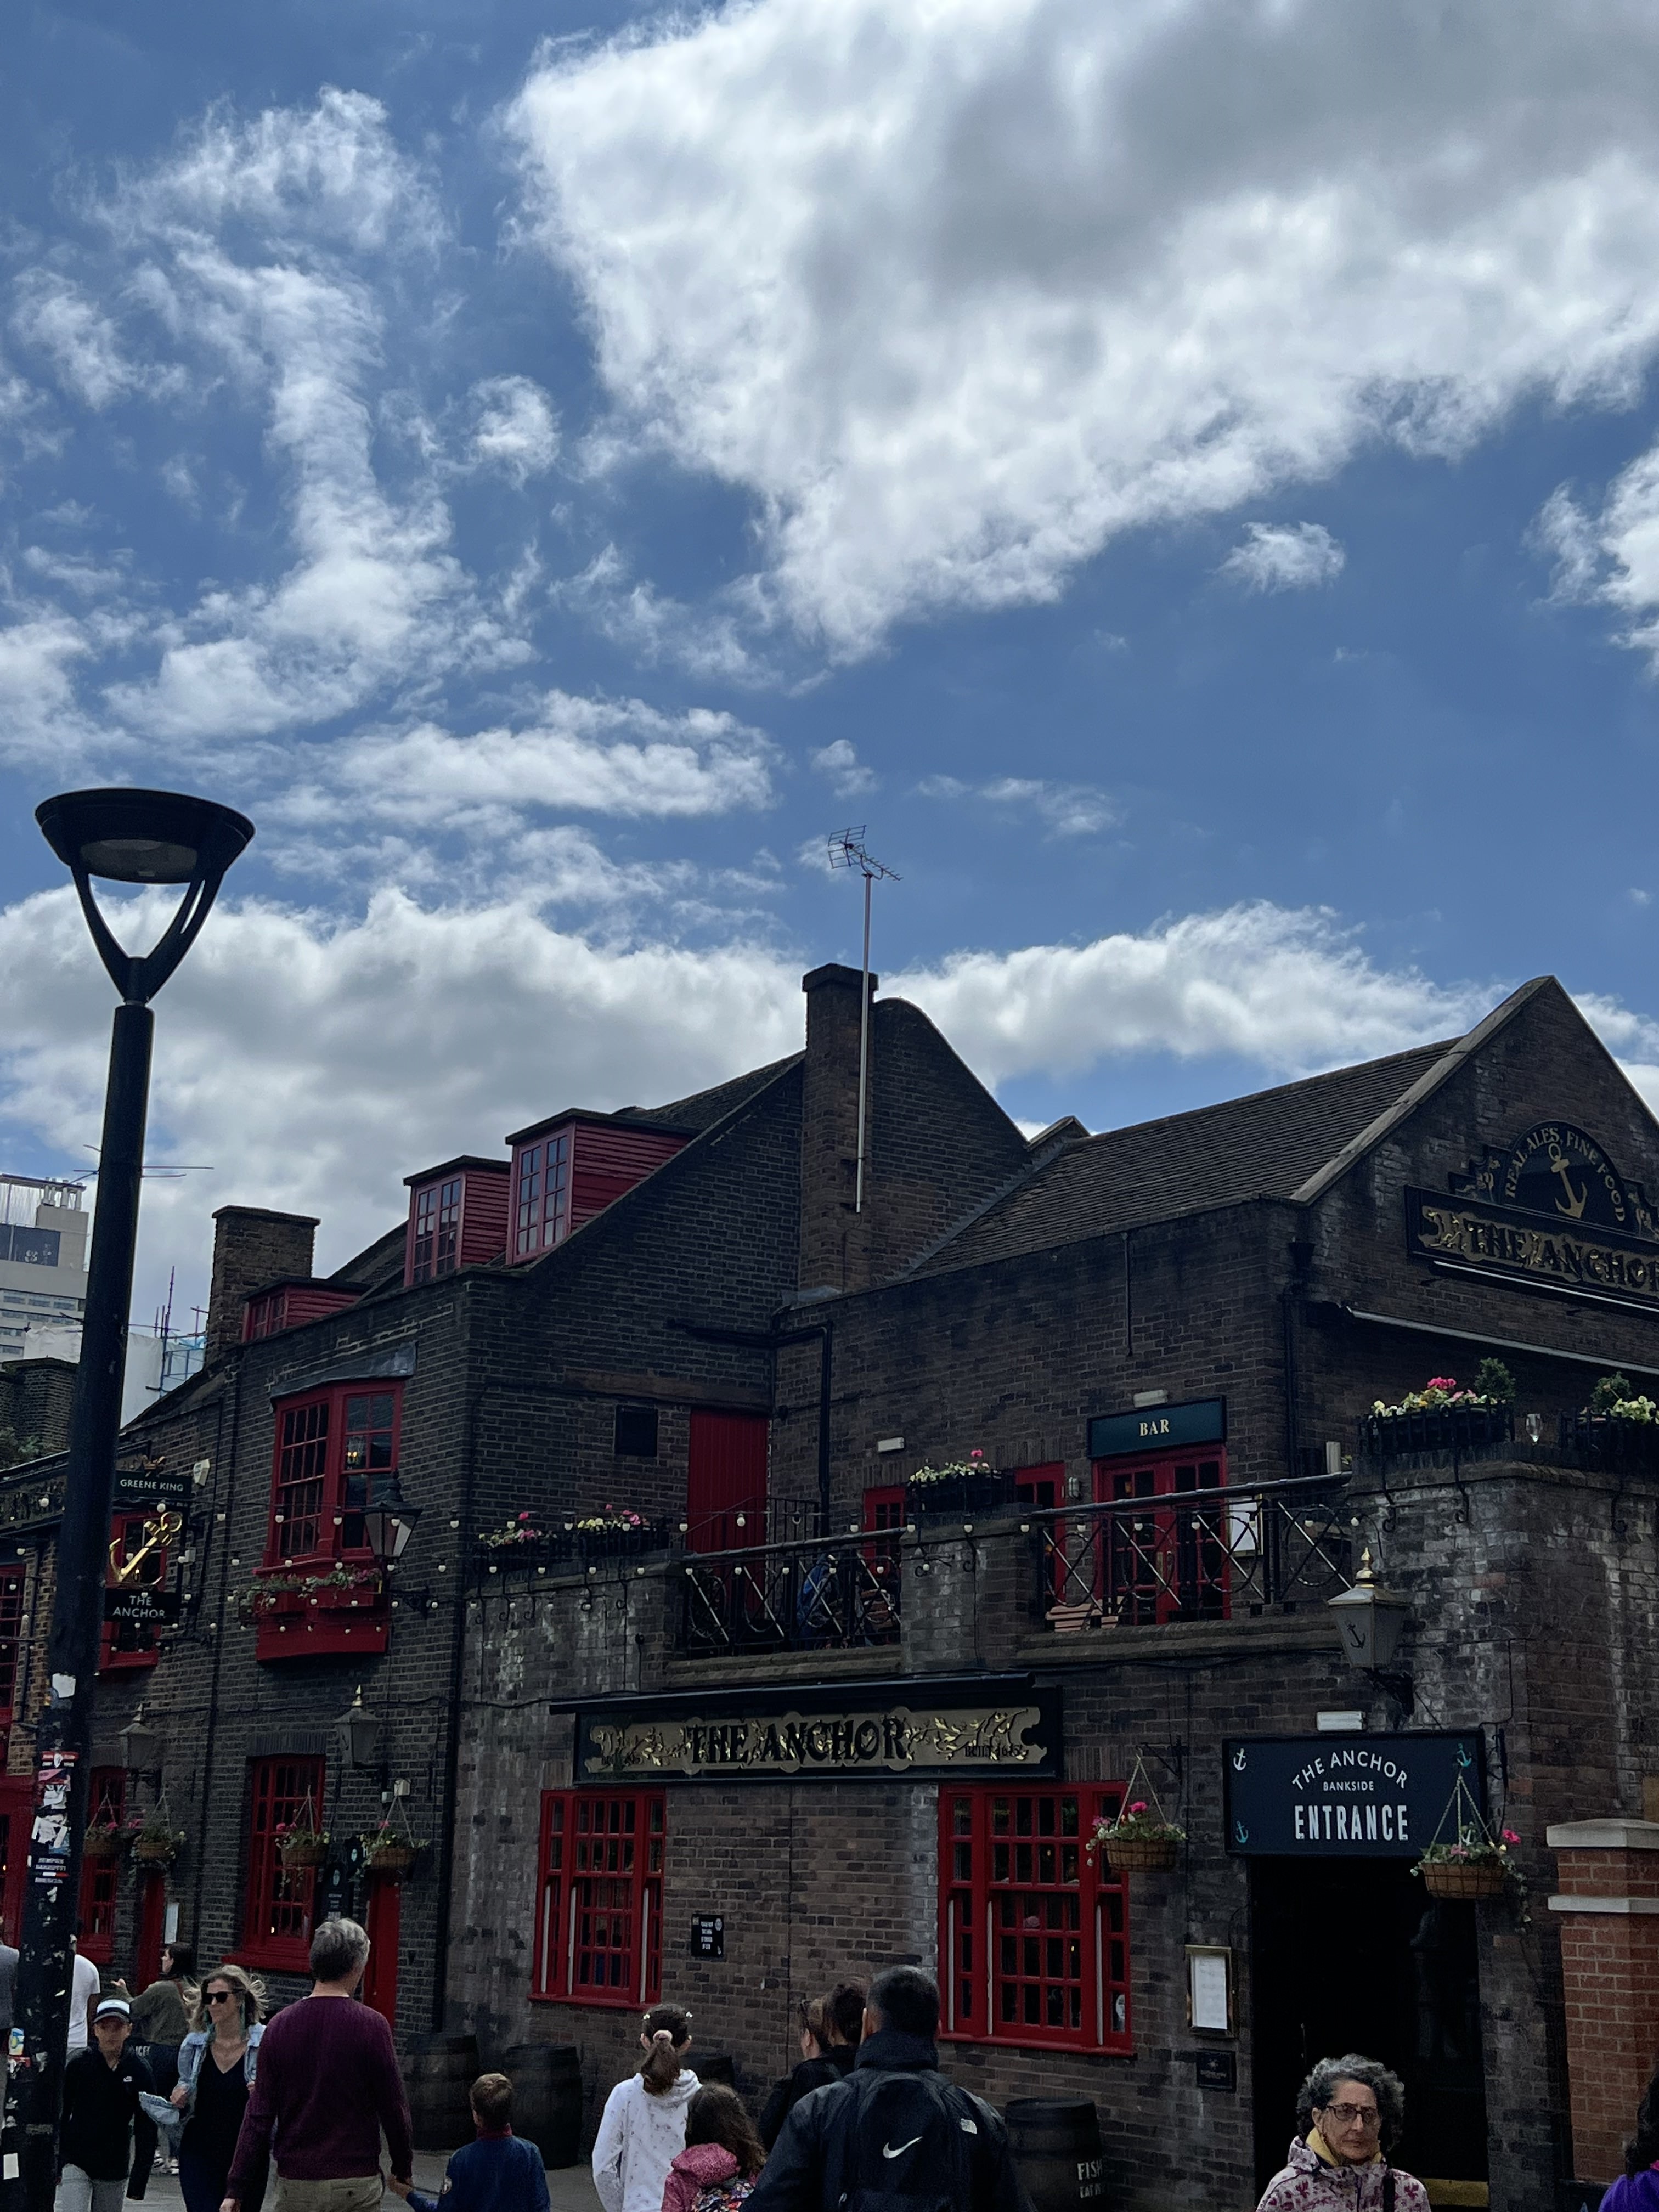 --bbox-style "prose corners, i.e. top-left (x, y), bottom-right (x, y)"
top-left (56, 1996), bottom-right (158, 2212)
